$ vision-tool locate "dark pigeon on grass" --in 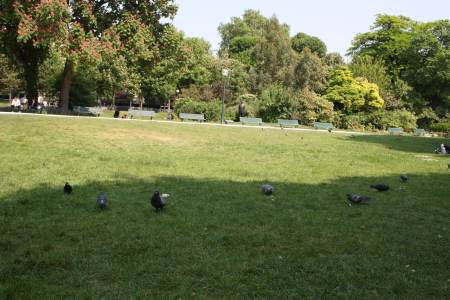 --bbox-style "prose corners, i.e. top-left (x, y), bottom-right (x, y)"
top-left (347, 194), bottom-right (371, 204)
top-left (261, 184), bottom-right (274, 196)
top-left (97, 192), bottom-right (107, 209)
top-left (370, 184), bottom-right (390, 191)
top-left (328, 128), bottom-right (333, 133)
top-left (64, 182), bottom-right (72, 194)
top-left (400, 175), bottom-right (409, 183)
top-left (151, 191), bottom-right (169, 212)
